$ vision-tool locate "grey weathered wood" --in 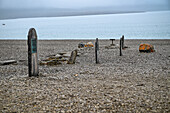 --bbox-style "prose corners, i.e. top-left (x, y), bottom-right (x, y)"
top-left (122, 35), bottom-right (124, 49)
top-left (67, 50), bottom-right (77, 64)
top-left (120, 38), bottom-right (122, 56)
top-left (0, 60), bottom-right (17, 65)
top-left (110, 39), bottom-right (115, 46)
top-left (27, 28), bottom-right (39, 77)
top-left (95, 38), bottom-right (99, 64)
